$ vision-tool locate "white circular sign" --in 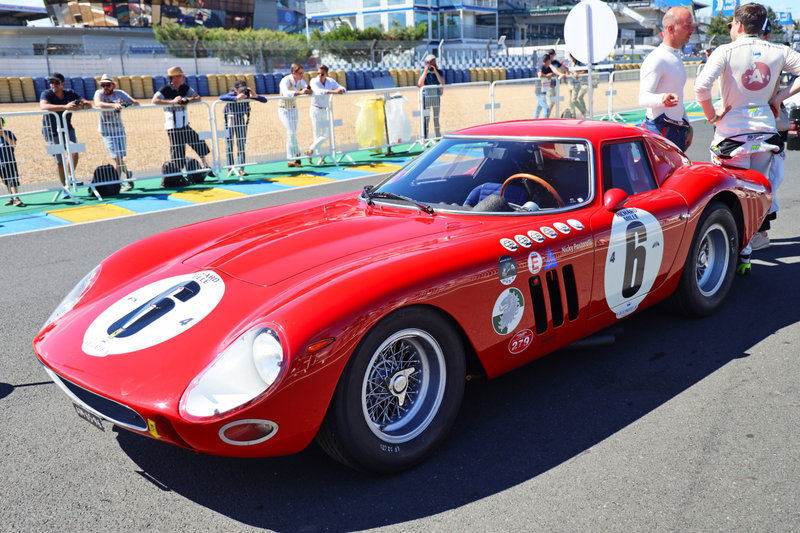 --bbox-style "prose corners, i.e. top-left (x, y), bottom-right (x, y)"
top-left (564, 0), bottom-right (618, 65)
top-left (82, 270), bottom-right (226, 357)
top-left (603, 208), bottom-right (664, 318)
